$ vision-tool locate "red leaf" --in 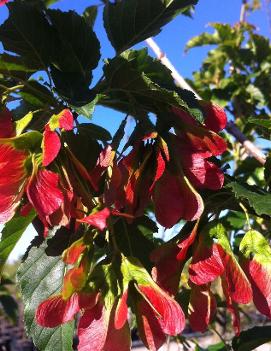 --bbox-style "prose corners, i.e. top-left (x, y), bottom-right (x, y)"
top-left (186, 129), bottom-right (227, 156)
top-left (104, 303), bottom-right (131, 351)
top-left (136, 299), bottom-right (166, 351)
top-left (153, 170), bottom-right (204, 228)
top-left (0, 108), bottom-right (14, 137)
top-left (42, 126), bottom-right (61, 166)
top-left (36, 294), bottom-right (80, 328)
top-left (62, 265), bottom-right (87, 300)
top-left (78, 302), bottom-right (108, 351)
top-left (188, 283), bottom-right (216, 333)
top-left (172, 106), bottom-right (227, 156)
top-left (0, 144), bottom-right (27, 223)
top-left (151, 243), bottom-right (181, 296)
top-left (222, 276), bottom-right (241, 336)
top-left (0, 0), bottom-right (9, 5)
top-left (89, 146), bottom-right (115, 190)
top-left (26, 169), bottom-right (64, 219)
top-left (139, 285), bottom-right (185, 335)
top-left (149, 149), bottom-right (166, 192)
top-left (114, 291), bottom-right (128, 329)
top-left (63, 239), bottom-right (86, 265)
top-left (242, 260), bottom-right (271, 318)
top-left (200, 102), bottom-right (227, 133)
top-left (177, 221), bottom-right (199, 261)
top-left (79, 208), bottom-right (111, 231)
top-left (189, 241), bottom-right (225, 285)
top-left (224, 254), bottom-right (252, 304)
top-left (182, 150), bottom-right (224, 190)
top-left (58, 109), bottom-right (74, 131)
